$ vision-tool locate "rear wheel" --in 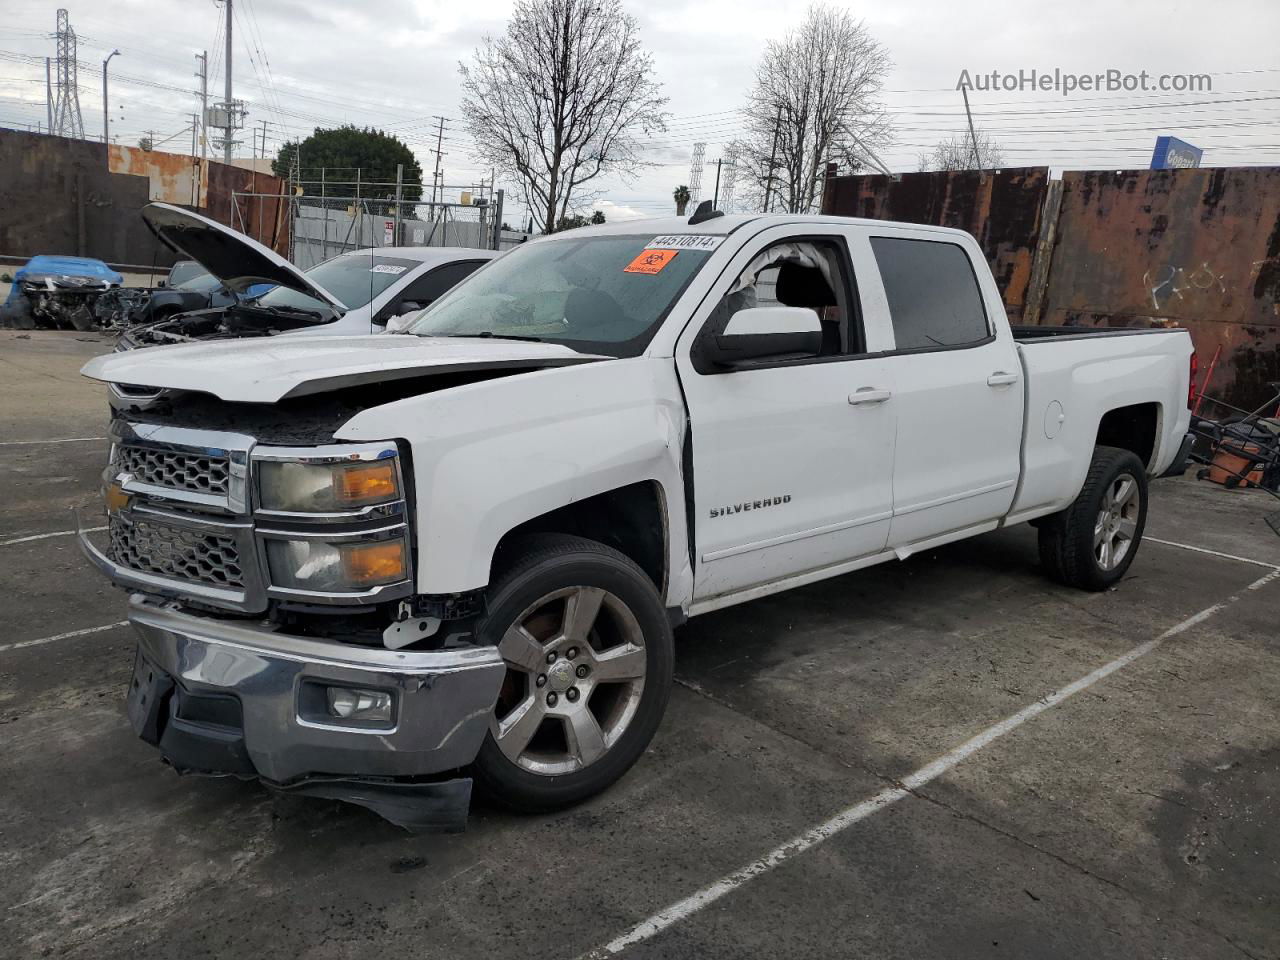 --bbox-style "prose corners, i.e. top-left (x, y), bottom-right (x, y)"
top-left (471, 534), bottom-right (673, 812)
top-left (1038, 445), bottom-right (1148, 591)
